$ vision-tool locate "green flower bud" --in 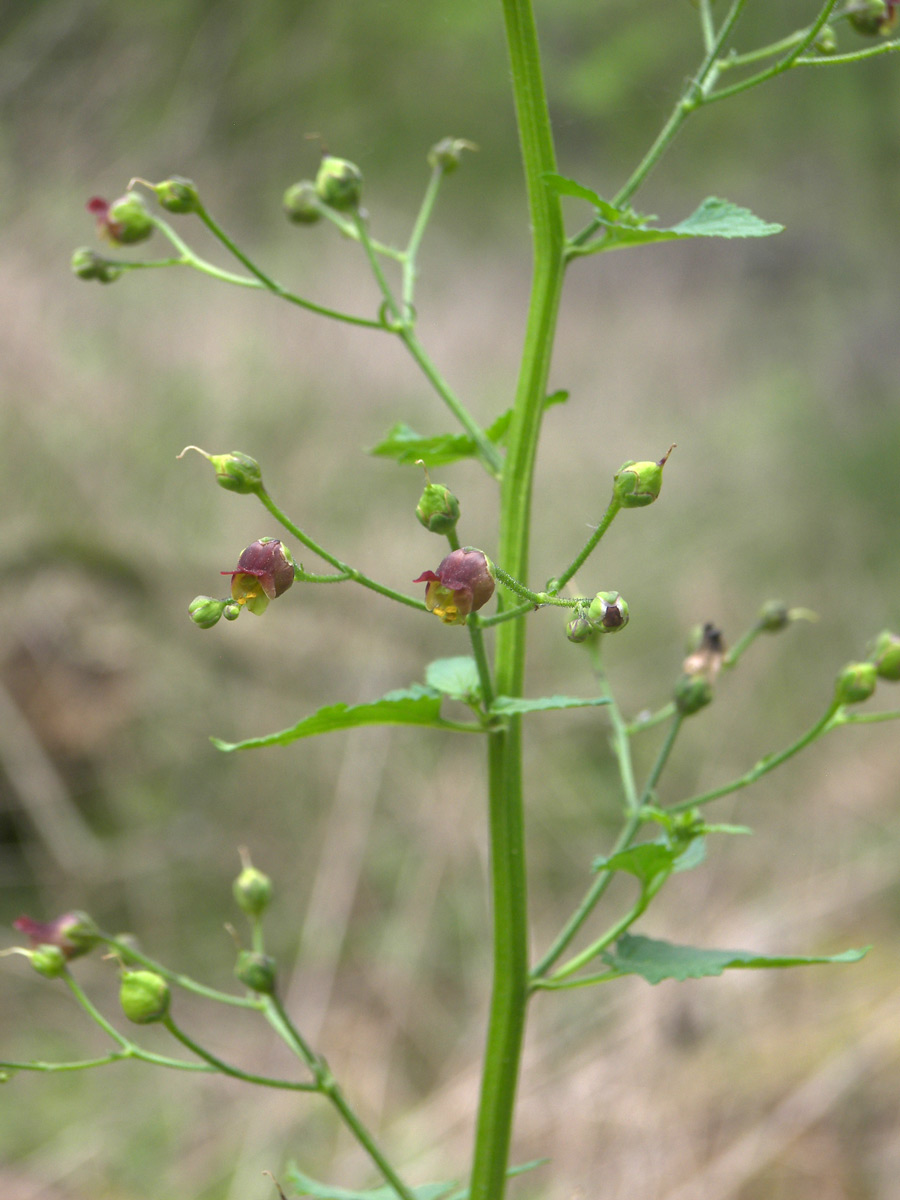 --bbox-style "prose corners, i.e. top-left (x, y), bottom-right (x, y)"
top-left (674, 672), bottom-right (714, 716)
top-left (566, 607), bottom-right (596, 644)
top-left (235, 950), bottom-right (277, 995)
top-left (834, 661), bottom-right (877, 705)
top-left (612, 445), bottom-right (675, 509)
top-left (152, 176), bottom-right (200, 214)
top-left (587, 591), bottom-right (629, 633)
top-left (71, 247), bottom-right (122, 284)
top-left (119, 970), bottom-right (171, 1024)
top-left (315, 155), bottom-right (363, 211)
top-left (427, 137), bottom-right (477, 173)
top-left (848, 0), bottom-right (895, 36)
top-left (757, 600), bottom-right (790, 633)
top-left (814, 24), bottom-right (838, 53)
top-left (868, 630), bottom-right (900, 682)
top-left (233, 851), bottom-right (273, 917)
top-left (177, 446), bottom-right (263, 494)
top-left (30, 944), bottom-right (68, 979)
top-left (283, 180), bottom-right (322, 224)
top-left (416, 482), bottom-right (460, 535)
top-left (223, 602), bottom-right (242, 621)
top-left (189, 596), bottom-right (227, 629)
